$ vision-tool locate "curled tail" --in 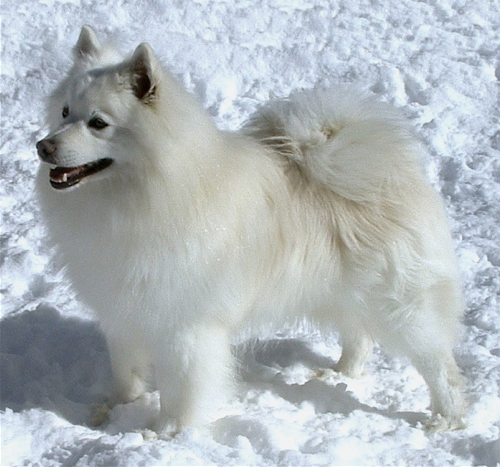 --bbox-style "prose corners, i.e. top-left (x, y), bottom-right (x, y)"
top-left (243, 87), bottom-right (425, 202)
